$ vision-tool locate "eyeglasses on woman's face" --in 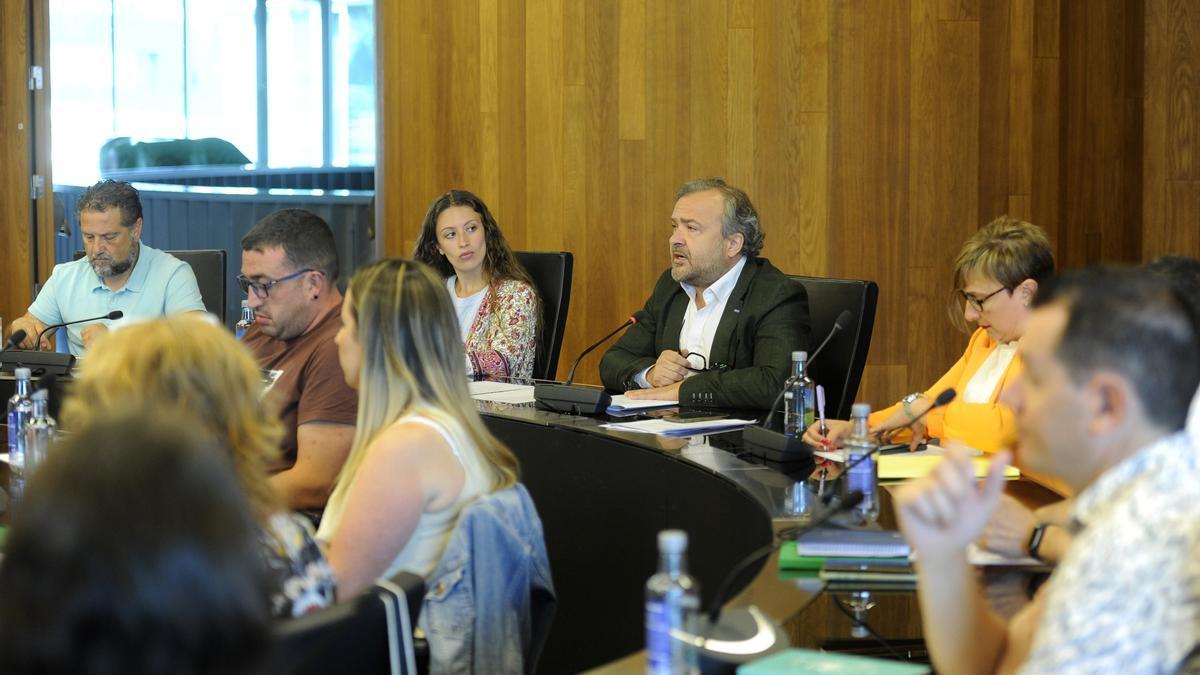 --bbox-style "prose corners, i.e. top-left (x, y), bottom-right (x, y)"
top-left (958, 285), bottom-right (1009, 313)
